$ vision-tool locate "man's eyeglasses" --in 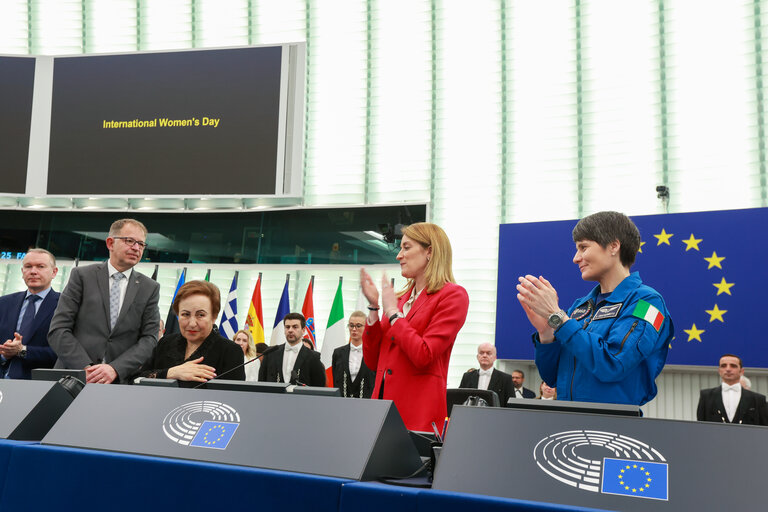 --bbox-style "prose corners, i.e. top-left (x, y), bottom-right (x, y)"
top-left (348, 323), bottom-right (364, 330)
top-left (113, 236), bottom-right (148, 249)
